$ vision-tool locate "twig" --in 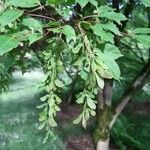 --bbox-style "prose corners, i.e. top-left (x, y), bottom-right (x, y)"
top-left (39, 3), bottom-right (53, 17)
top-left (28, 6), bottom-right (43, 13)
top-left (28, 14), bottom-right (55, 21)
top-left (79, 14), bottom-right (98, 21)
